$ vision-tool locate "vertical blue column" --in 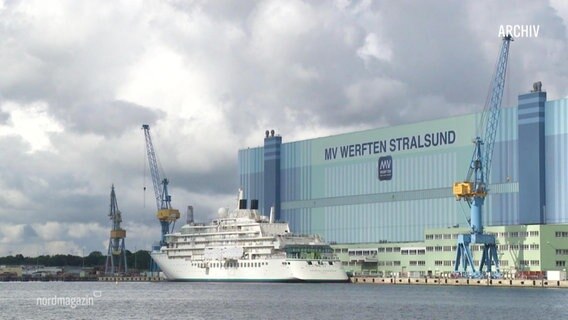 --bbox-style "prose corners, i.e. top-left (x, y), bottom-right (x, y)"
top-left (517, 88), bottom-right (546, 224)
top-left (264, 130), bottom-right (282, 220)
